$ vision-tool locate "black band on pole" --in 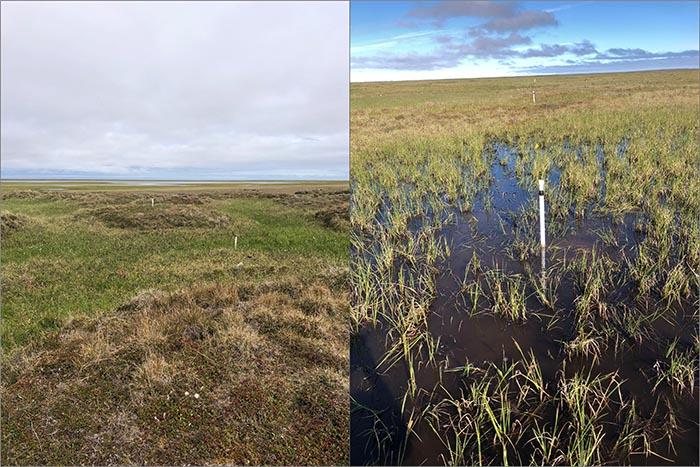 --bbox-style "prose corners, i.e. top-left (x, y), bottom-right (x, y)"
top-left (538, 190), bottom-right (544, 196)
